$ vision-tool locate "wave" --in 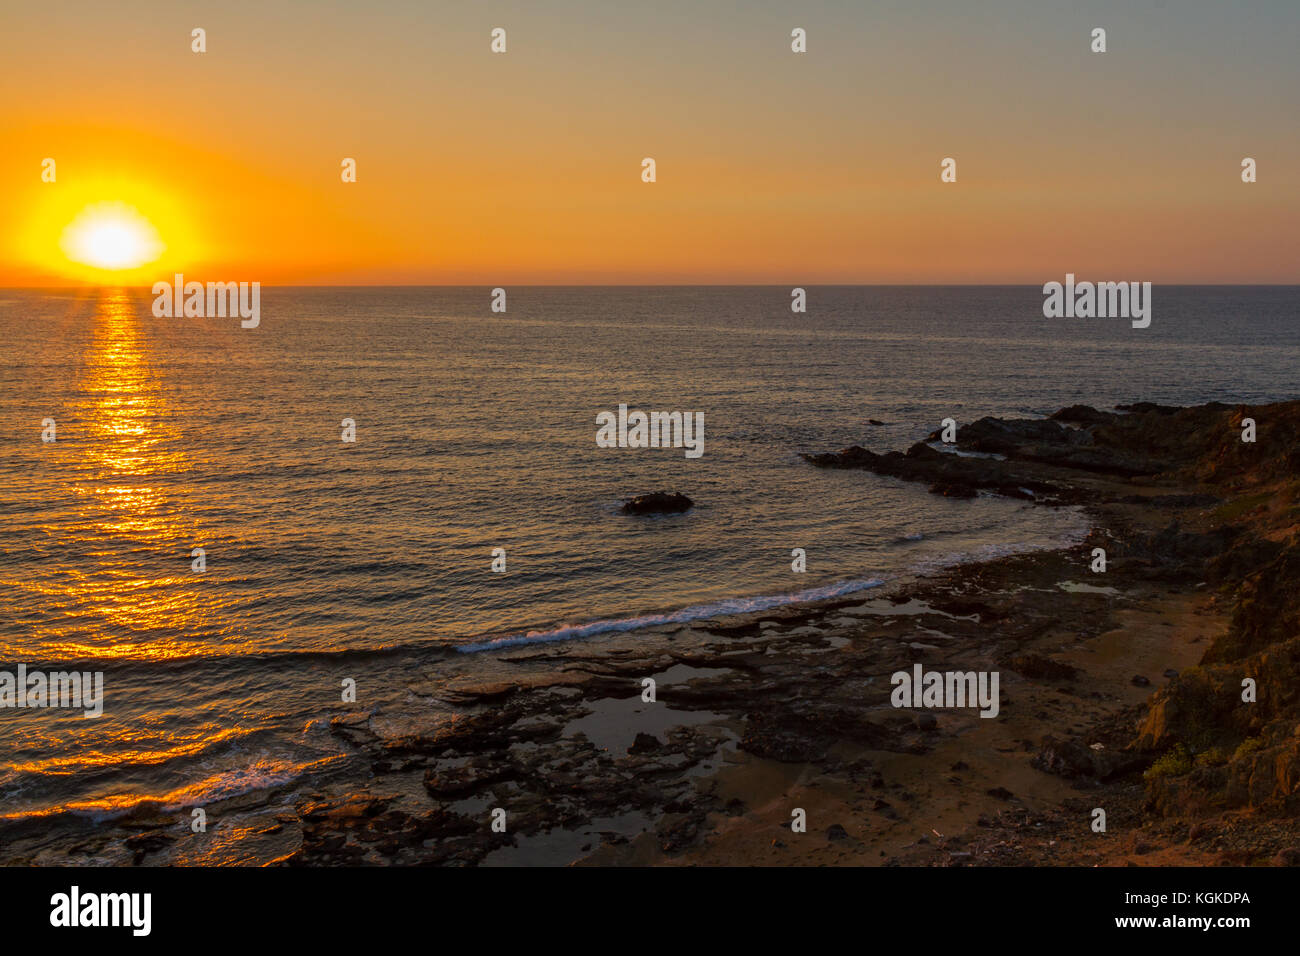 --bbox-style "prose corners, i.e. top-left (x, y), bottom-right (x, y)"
top-left (0, 725), bottom-right (266, 791)
top-left (0, 755), bottom-right (341, 827)
top-left (459, 510), bottom-right (1090, 654)
top-left (902, 516), bottom-right (1090, 578)
top-left (0, 511), bottom-right (1091, 670)
top-left (458, 577), bottom-right (887, 653)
